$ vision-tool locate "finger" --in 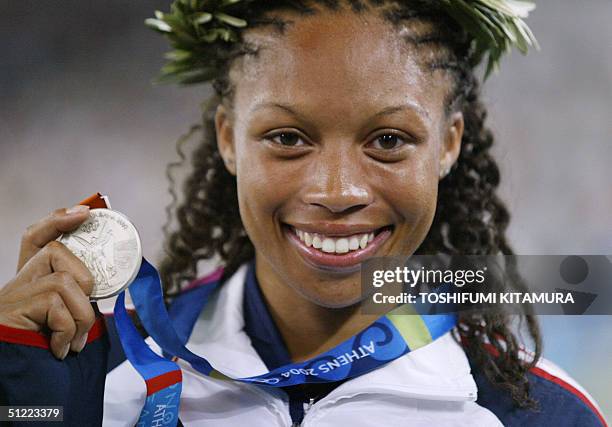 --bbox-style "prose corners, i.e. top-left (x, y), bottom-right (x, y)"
top-left (38, 272), bottom-right (95, 352)
top-left (47, 294), bottom-right (77, 359)
top-left (18, 205), bottom-right (90, 272)
top-left (0, 299), bottom-right (40, 331)
top-left (17, 240), bottom-right (95, 297)
top-left (24, 292), bottom-right (77, 359)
